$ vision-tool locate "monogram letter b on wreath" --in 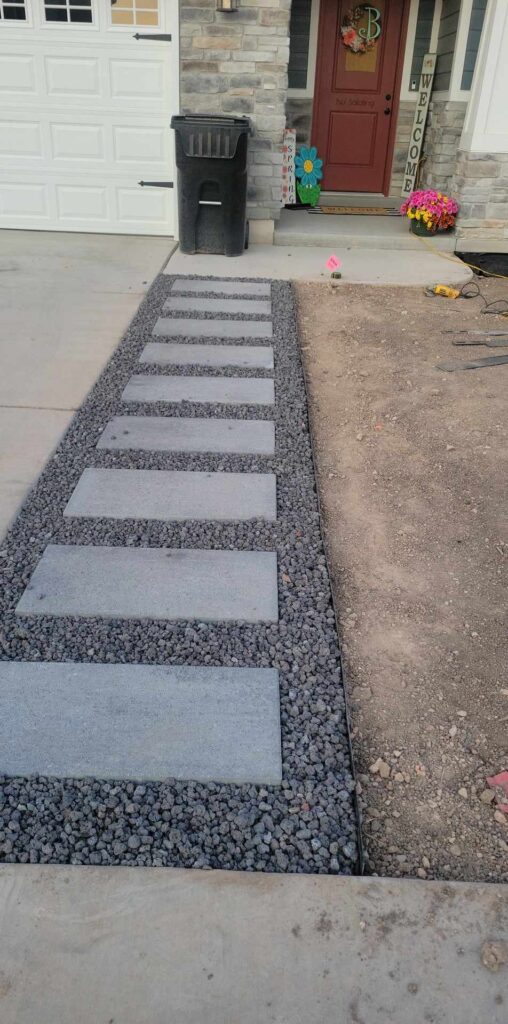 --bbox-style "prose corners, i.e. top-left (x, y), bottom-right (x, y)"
top-left (341, 4), bottom-right (382, 53)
